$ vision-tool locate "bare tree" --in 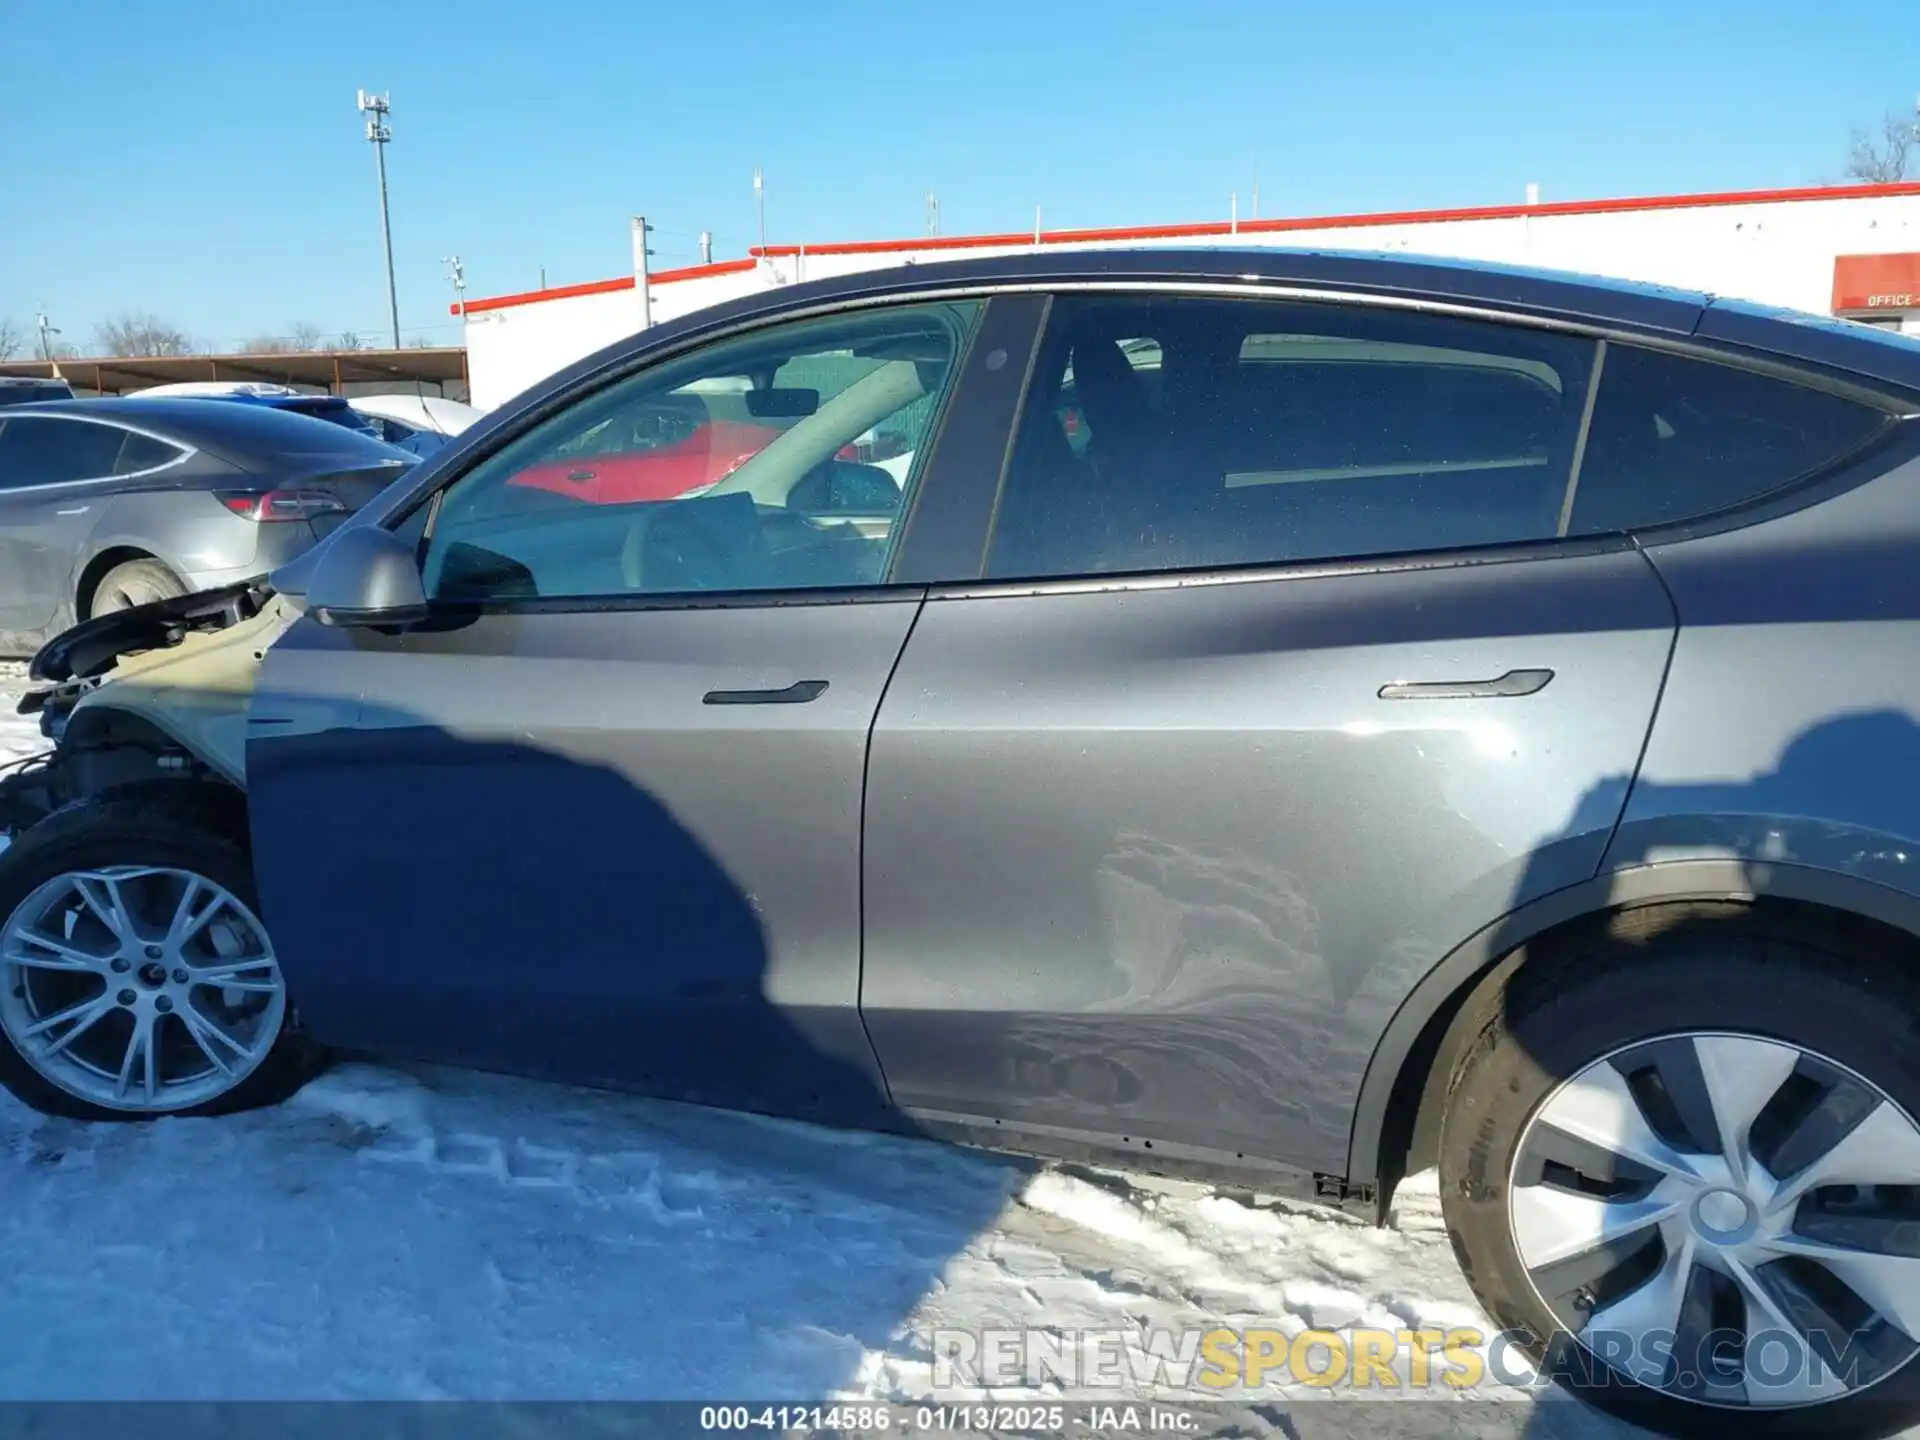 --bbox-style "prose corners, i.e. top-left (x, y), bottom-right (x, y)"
top-left (1847, 110), bottom-right (1917, 183)
top-left (94, 312), bottom-right (196, 358)
top-left (0, 316), bottom-right (20, 361)
top-left (288, 321), bottom-right (324, 351)
top-left (331, 330), bottom-right (367, 351)
top-left (239, 334), bottom-right (290, 354)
